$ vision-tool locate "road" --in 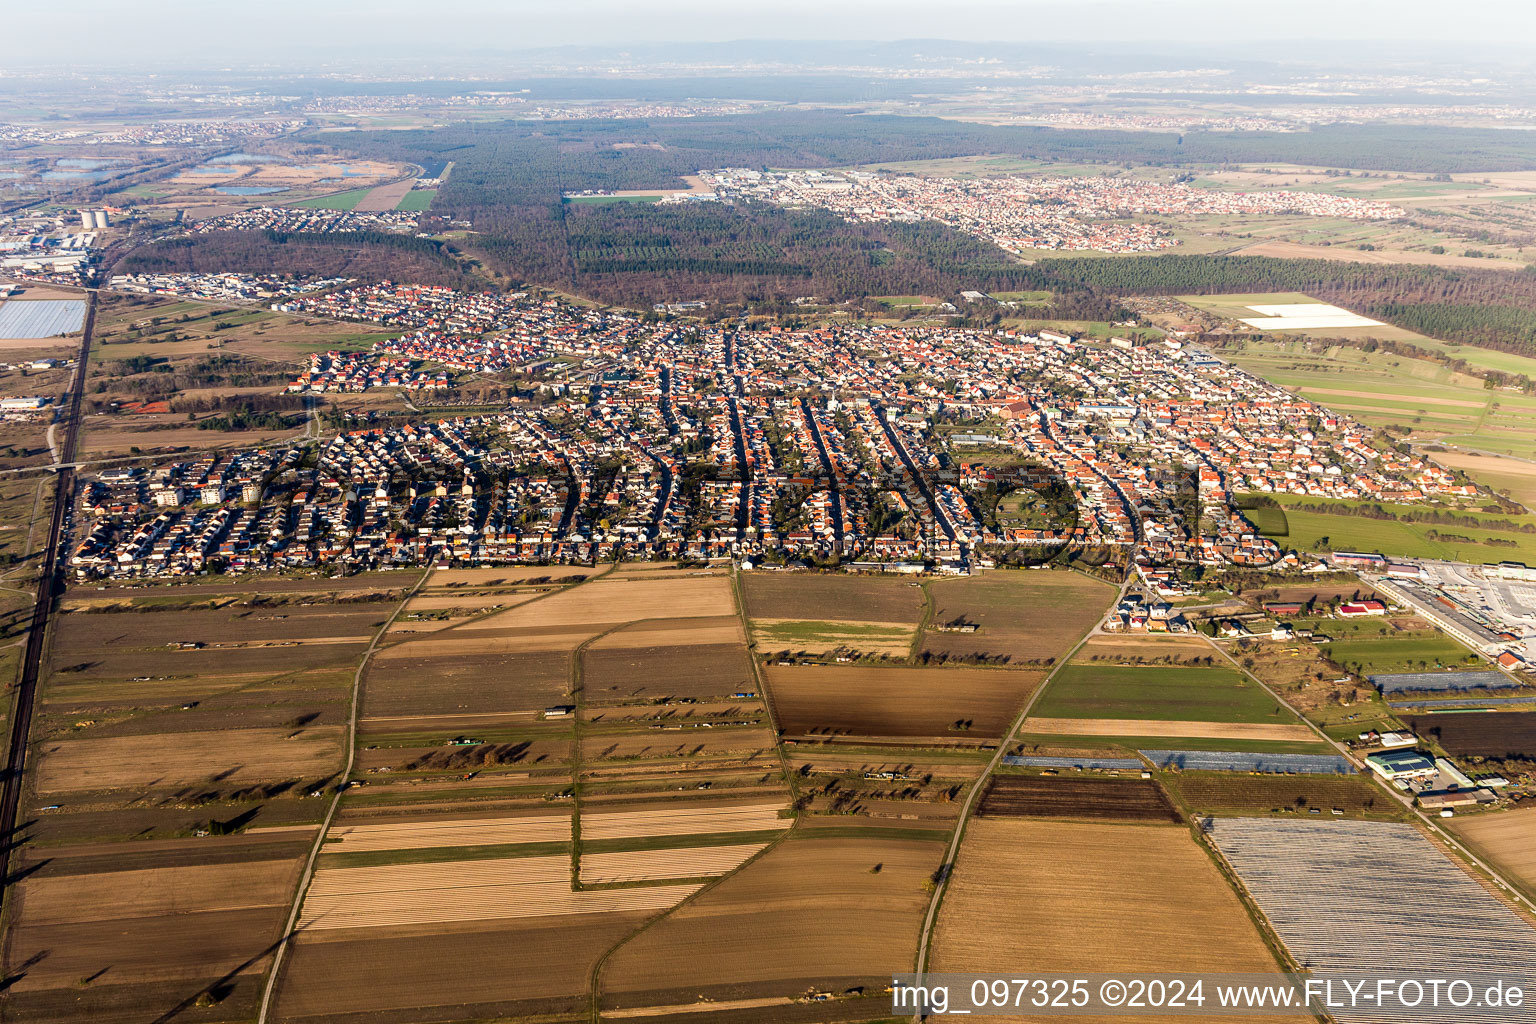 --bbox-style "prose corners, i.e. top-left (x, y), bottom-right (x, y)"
top-left (0, 291), bottom-right (94, 915)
